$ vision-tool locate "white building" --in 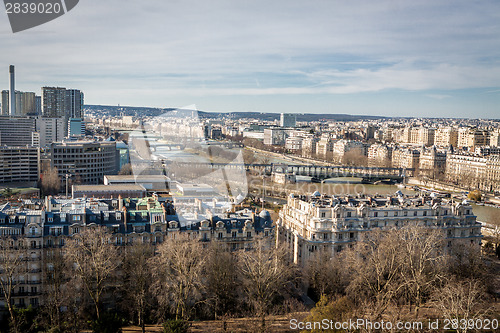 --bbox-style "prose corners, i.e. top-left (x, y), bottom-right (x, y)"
top-left (277, 192), bottom-right (482, 266)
